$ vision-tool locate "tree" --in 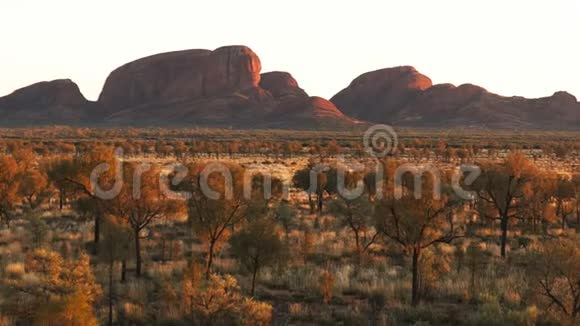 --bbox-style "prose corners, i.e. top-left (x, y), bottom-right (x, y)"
top-left (314, 168), bottom-right (328, 214)
top-left (2, 249), bottom-right (102, 324)
top-left (181, 273), bottom-right (272, 326)
top-left (375, 172), bottom-right (464, 306)
top-left (327, 165), bottom-right (380, 263)
top-left (555, 177), bottom-right (576, 229)
top-left (553, 143), bottom-right (571, 159)
top-left (293, 163), bottom-right (328, 214)
top-left (435, 140), bottom-right (447, 160)
top-left (182, 262), bottom-right (205, 319)
top-left (465, 242), bottom-right (491, 299)
top-left (319, 270), bottom-right (335, 304)
top-left (12, 146), bottom-right (36, 172)
top-left (26, 211), bottom-right (50, 248)
top-left (0, 155), bottom-right (20, 227)
top-left (526, 237), bottom-right (580, 322)
top-left (330, 196), bottom-right (379, 264)
top-left (326, 140), bottom-right (341, 157)
top-left (275, 200), bottom-right (297, 240)
top-left (63, 253), bottom-right (102, 305)
top-left (573, 174), bottom-right (580, 233)
top-left (98, 215), bottom-right (132, 325)
top-left (293, 166), bottom-right (316, 214)
top-left (472, 152), bottom-right (537, 258)
top-left (245, 173), bottom-right (285, 222)
top-left (445, 147), bottom-right (457, 163)
top-left (34, 290), bottom-right (99, 326)
top-left (522, 172), bottom-right (557, 233)
top-left (229, 217), bottom-right (287, 296)
top-left (185, 162), bottom-right (247, 277)
top-left (18, 169), bottom-right (49, 209)
top-left (105, 163), bottom-right (181, 277)
top-left (45, 158), bottom-right (77, 210)
top-left (63, 145), bottom-right (118, 248)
